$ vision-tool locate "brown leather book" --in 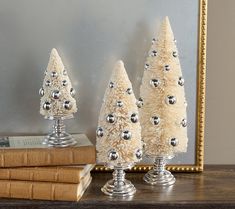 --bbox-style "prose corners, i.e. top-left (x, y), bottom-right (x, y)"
top-left (0, 134), bottom-right (95, 167)
top-left (0, 164), bottom-right (94, 183)
top-left (0, 173), bottom-right (92, 201)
